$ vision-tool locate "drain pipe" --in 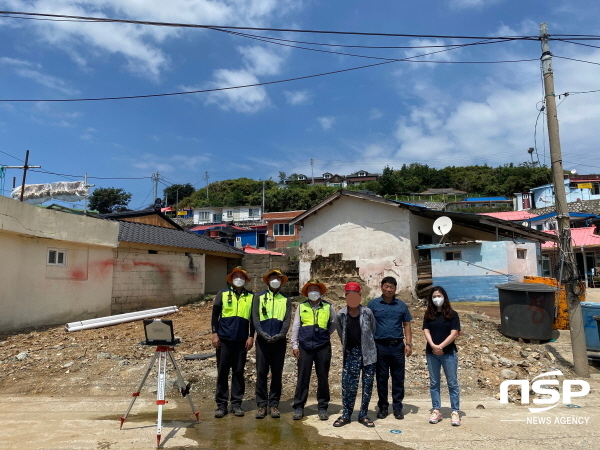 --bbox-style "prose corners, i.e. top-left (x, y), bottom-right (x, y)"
top-left (65, 306), bottom-right (179, 332)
